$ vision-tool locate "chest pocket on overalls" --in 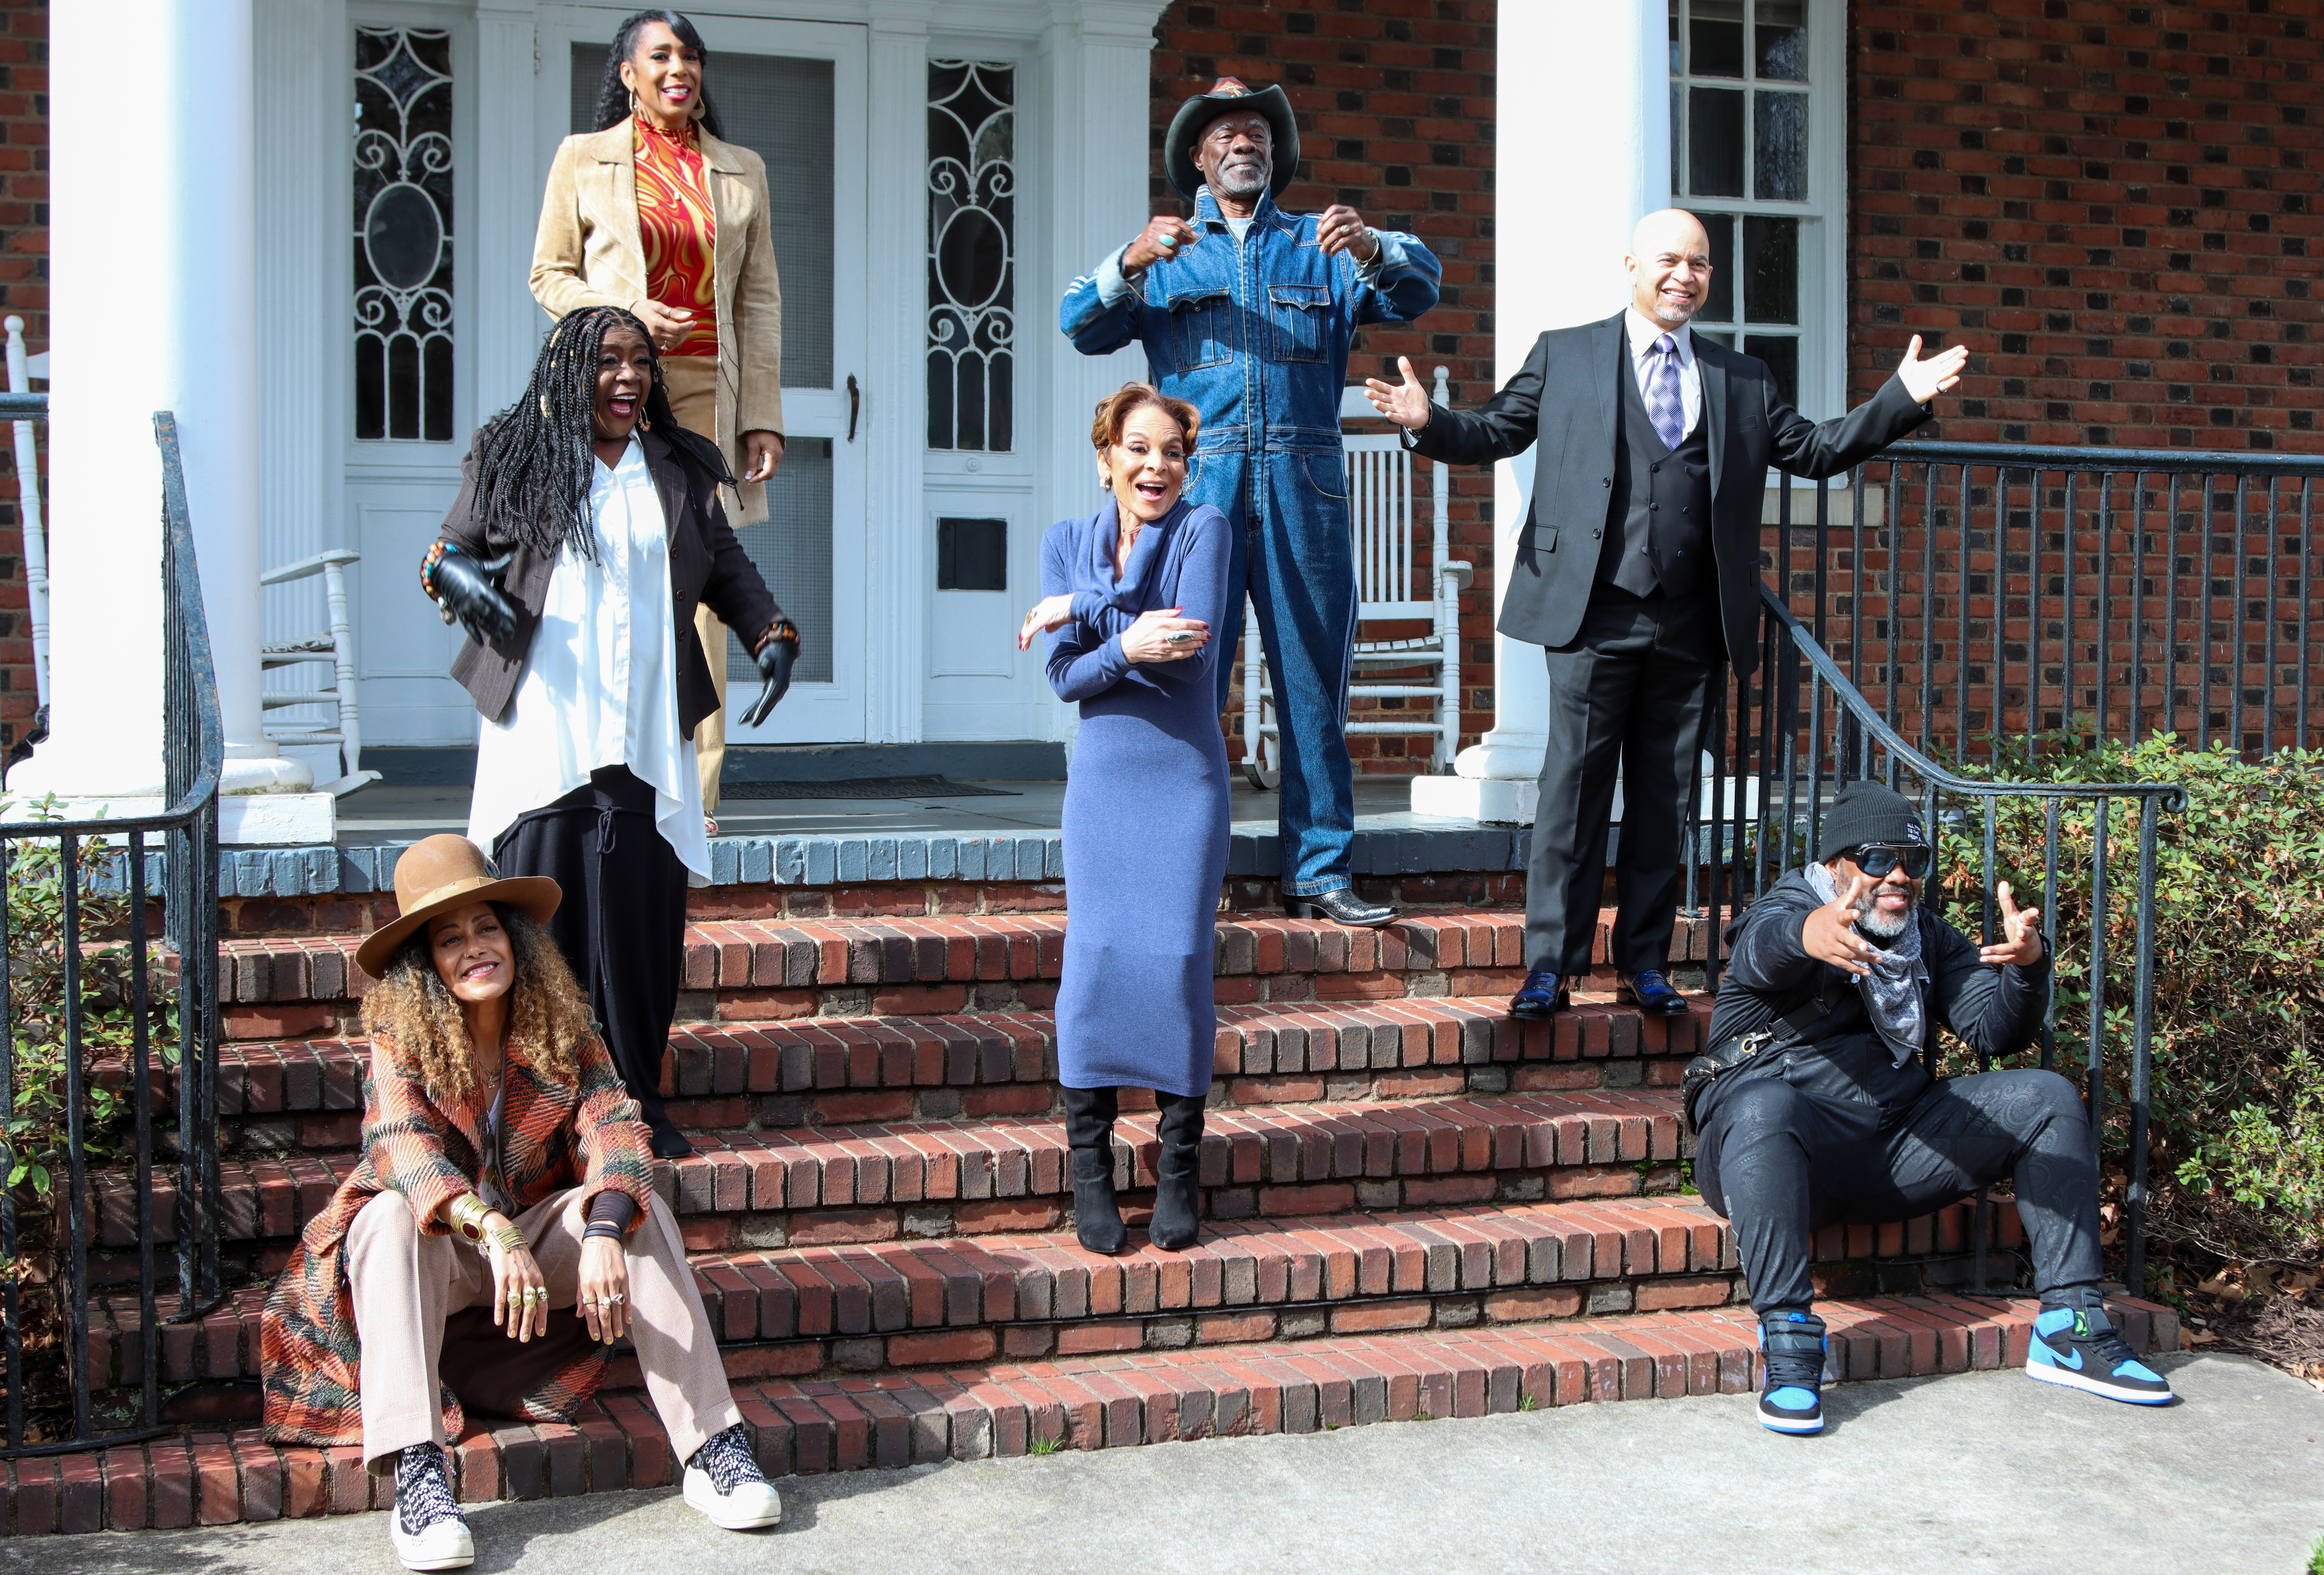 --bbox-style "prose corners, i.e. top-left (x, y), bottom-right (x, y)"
top-left (1165, 284), bottom-right (1235, 371)
top-left (1267, 283), bottom-right (1330, 364)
